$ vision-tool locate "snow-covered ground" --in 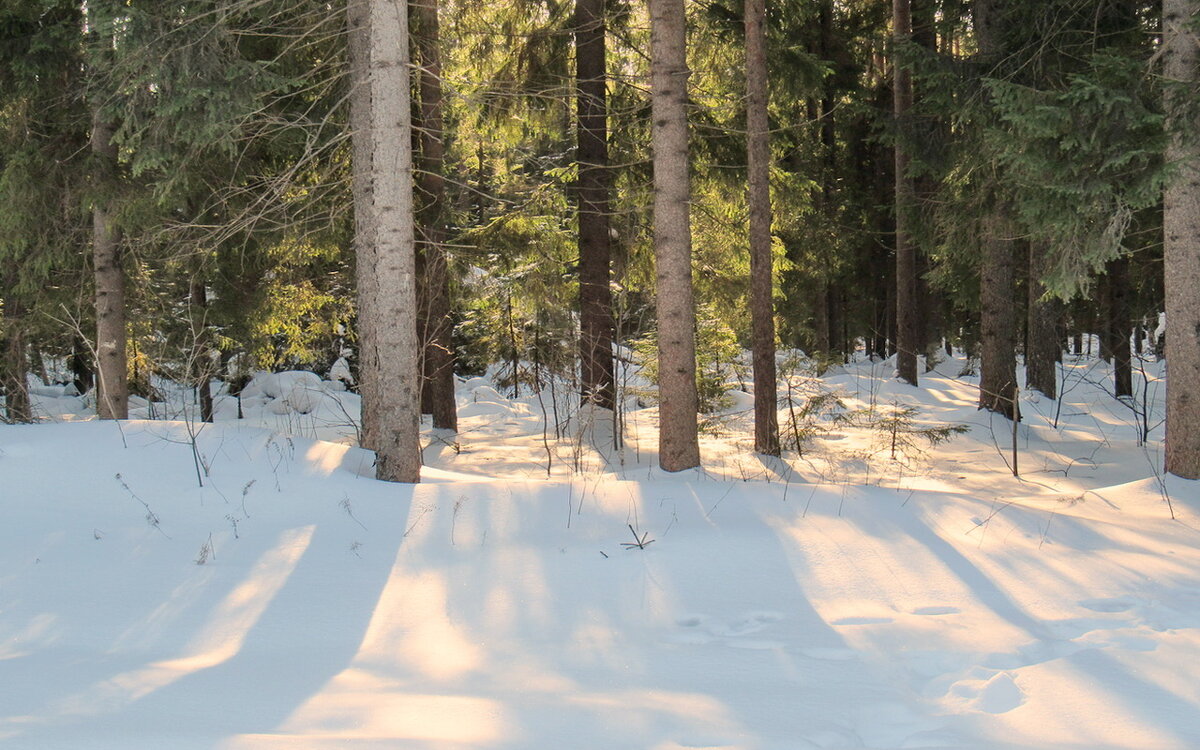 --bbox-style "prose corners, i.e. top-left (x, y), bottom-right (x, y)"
top-left (2, 352), bottom-right (1198, 749)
